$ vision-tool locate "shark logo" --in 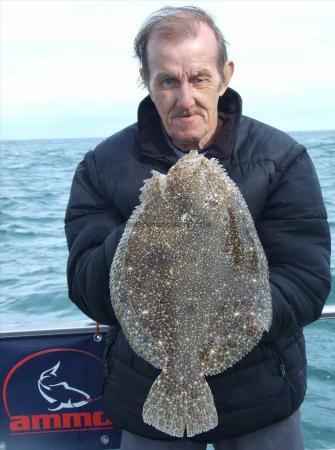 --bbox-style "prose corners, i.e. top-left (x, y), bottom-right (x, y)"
top-left (38, 361), bottom-right (91, 411)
